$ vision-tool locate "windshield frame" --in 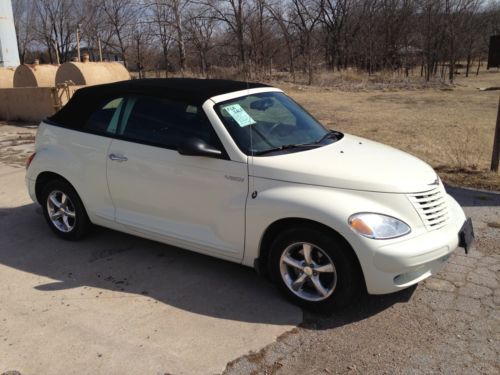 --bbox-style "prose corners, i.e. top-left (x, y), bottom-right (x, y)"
top-left (212, 90), bottom-right (337, 157)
